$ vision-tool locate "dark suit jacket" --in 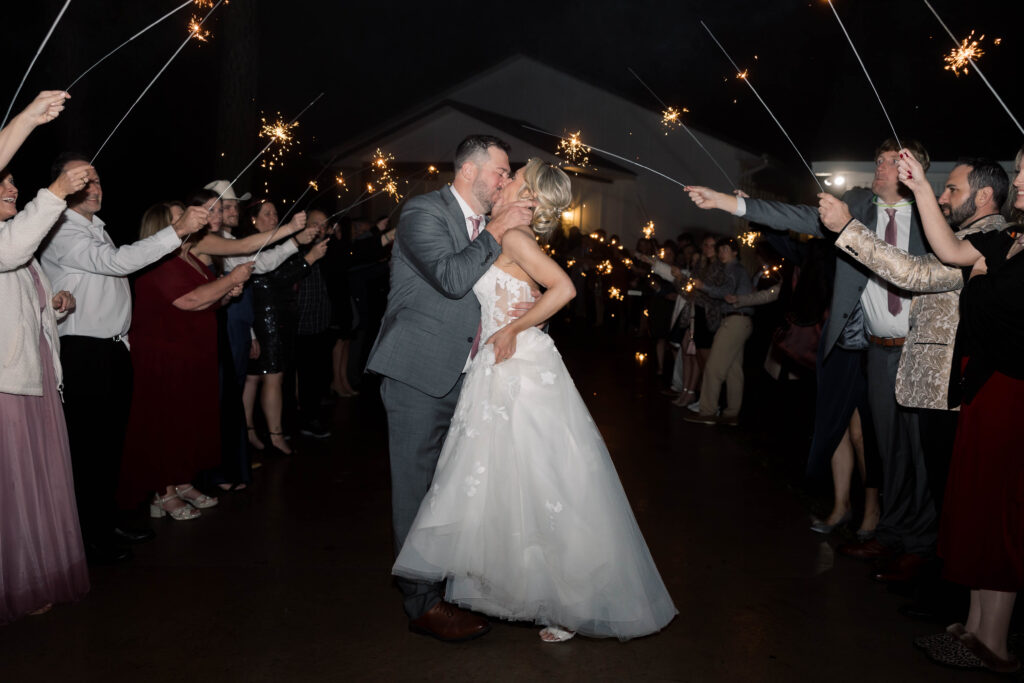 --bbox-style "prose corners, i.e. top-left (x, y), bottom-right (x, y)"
top-left (744, 187), bottom-right (925, 356)
top-left (366, 187), bottom-right (501, 397)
